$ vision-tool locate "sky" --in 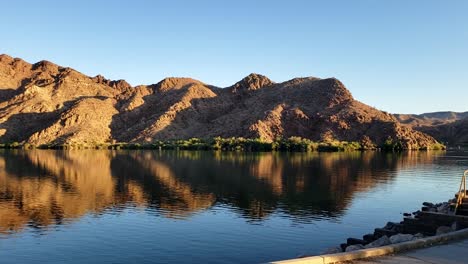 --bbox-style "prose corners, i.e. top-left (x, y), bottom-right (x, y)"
top-left (1, 0), bottom-right (467, 114)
